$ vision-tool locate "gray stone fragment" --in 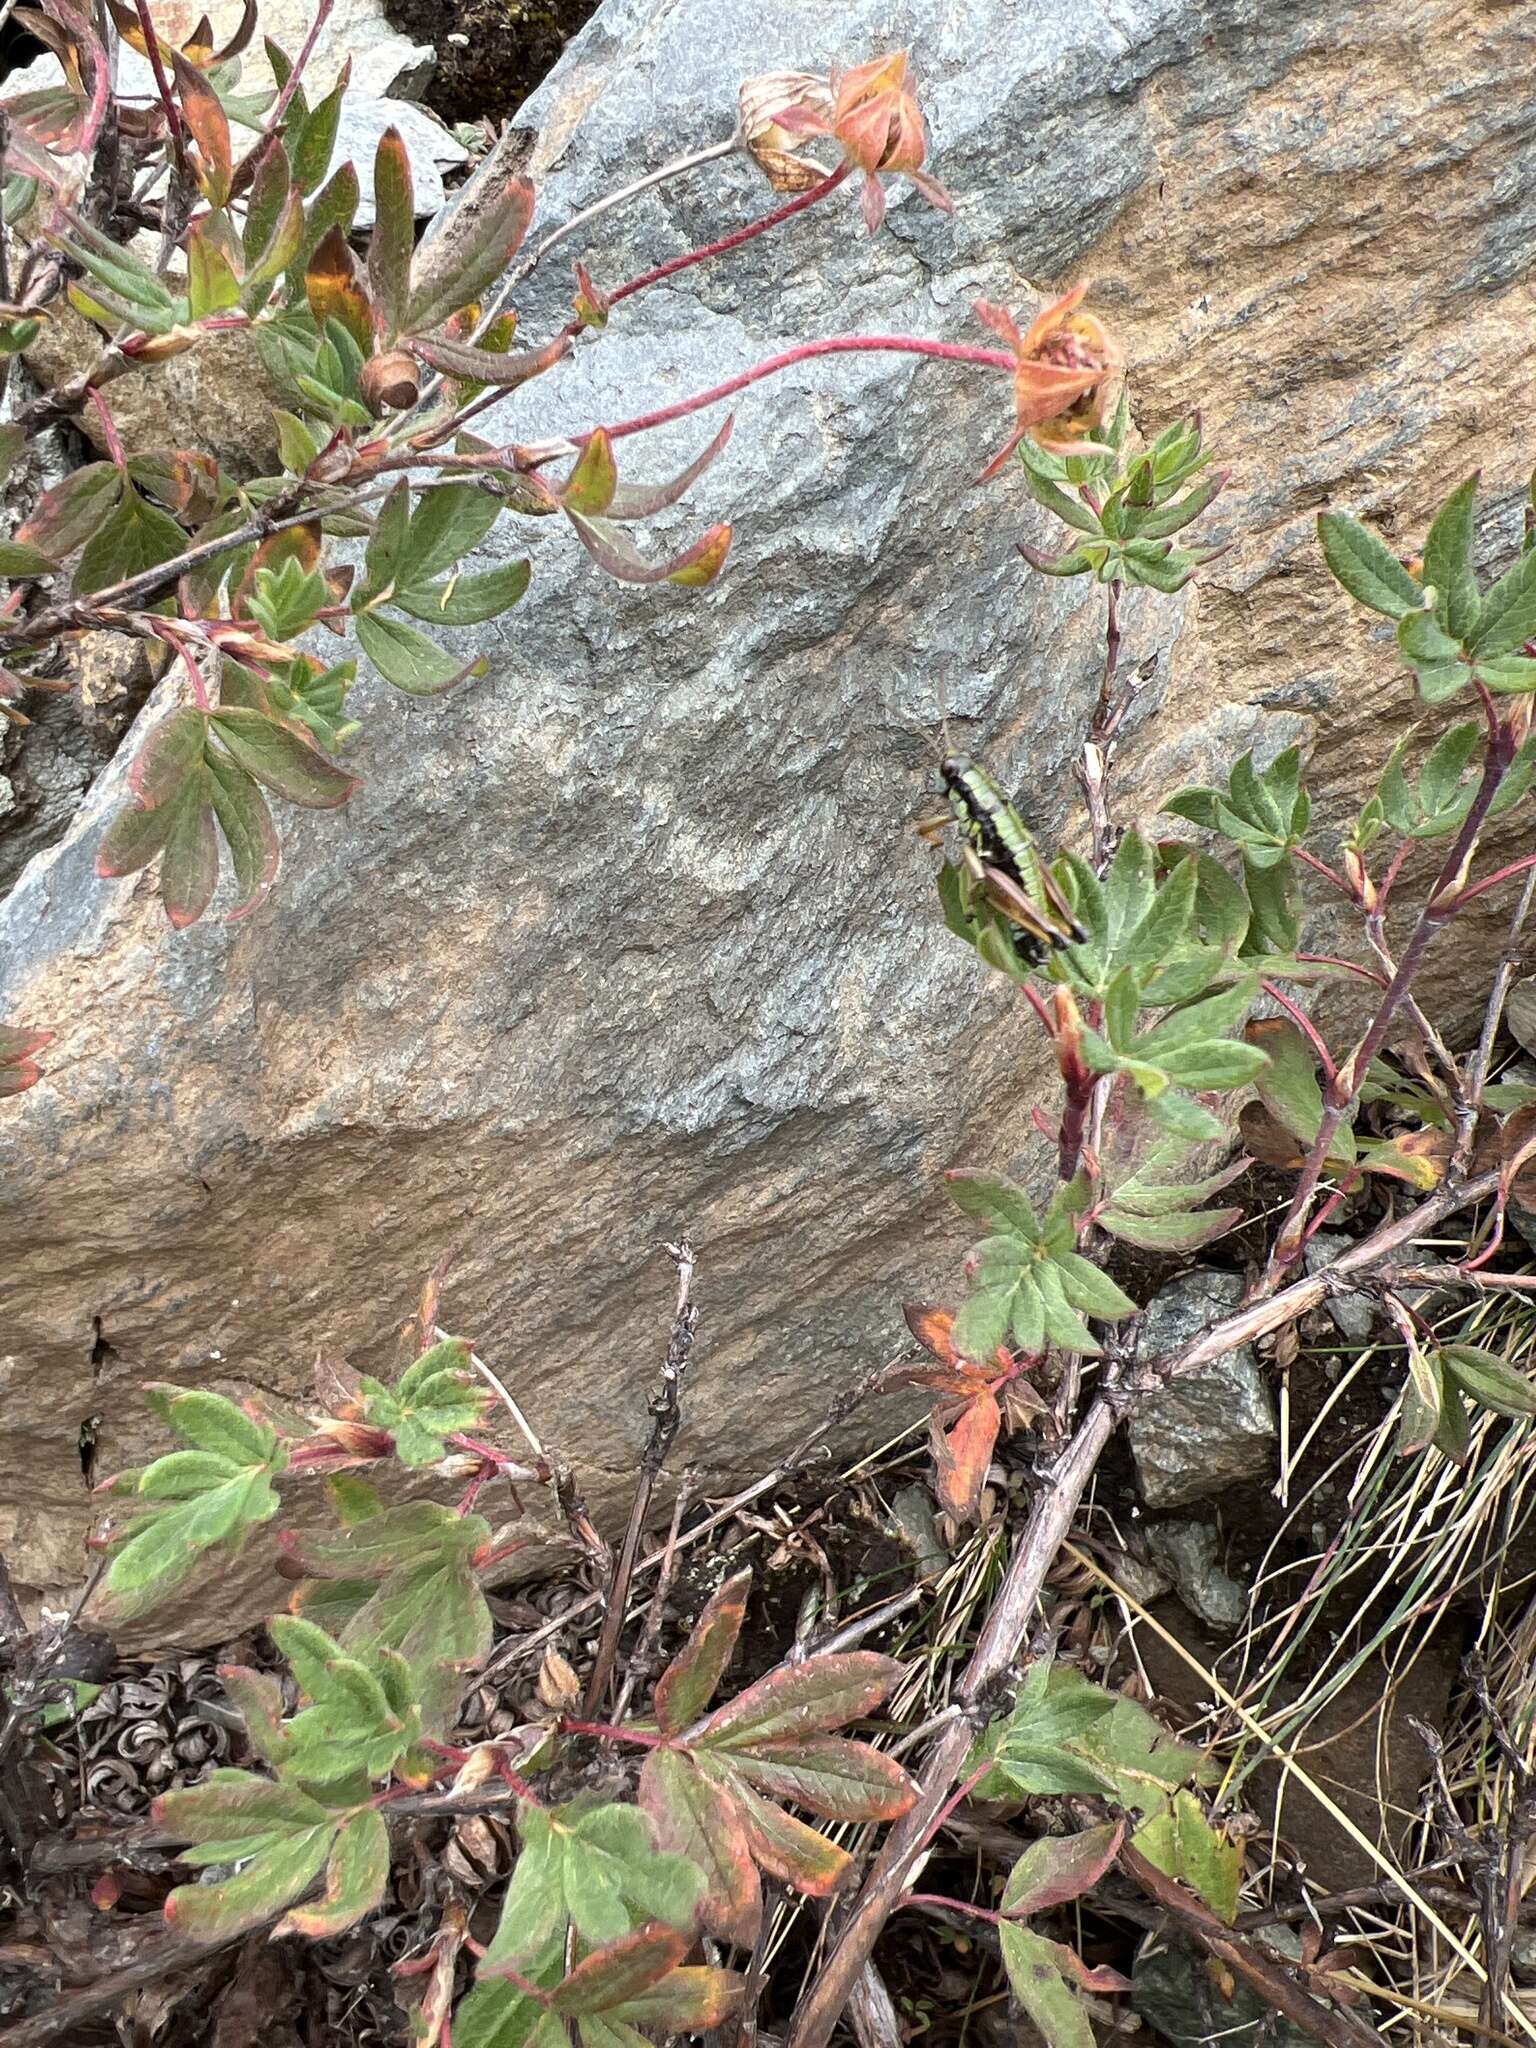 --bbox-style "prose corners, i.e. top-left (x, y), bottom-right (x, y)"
top-left (1148, 1520), bottom-right (1247, 1630)
top-left (1129, 1271), bottom-right (1276, 1509)
top-left (1303, 1231), bottom-right (1376, 1345)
